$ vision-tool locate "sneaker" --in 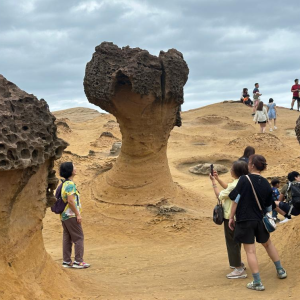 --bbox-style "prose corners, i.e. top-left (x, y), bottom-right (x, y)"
top-left (227, 269), bottom-right (247, 279)
top-left (270, 128), bottom-right (273, 132)
top-left (251, 113), bottom-right (255, 116)
top-left (72, 261), bottom-right (91, 269)
top-left (279, 218), bottom-right (291, 224)
top-left (274, 126), bottom-right (277, 130)
top-left (290, 108), bottom-right (294, 110)
top-left (247, 281), bottom-right (265, 291)
top-left (62, 261), bottom-right (73, 268)
top-left (277, 268), bottom-right (287, 279)
top-left (230, 262), bottom-right (246, 270)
